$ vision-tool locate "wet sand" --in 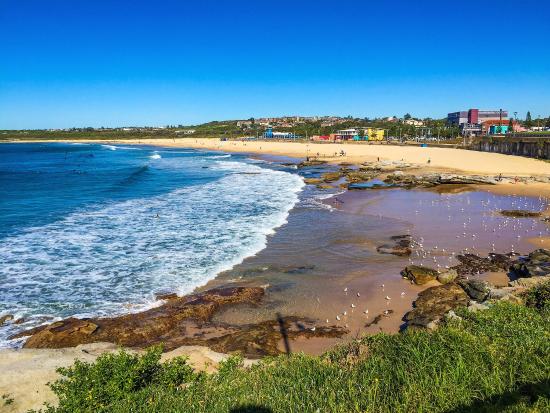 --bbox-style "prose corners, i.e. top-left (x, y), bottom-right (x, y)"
top-left (197, 175), bottom-right (550, 354)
